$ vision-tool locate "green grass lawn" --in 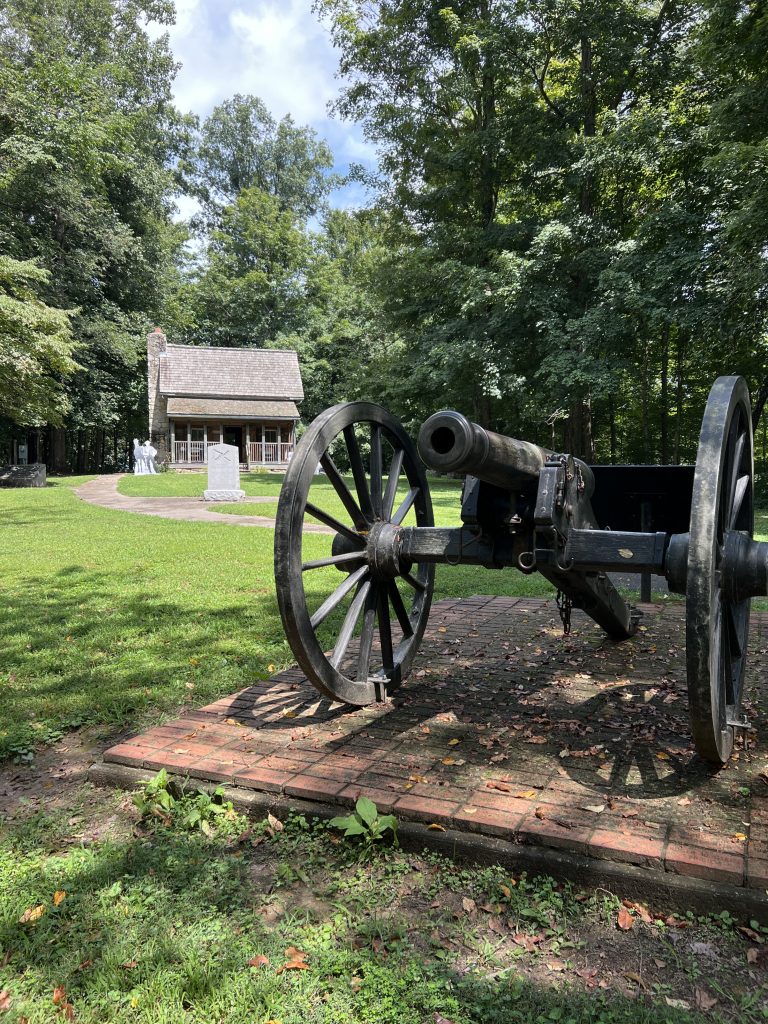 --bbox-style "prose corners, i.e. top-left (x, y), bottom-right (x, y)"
top-left (0, 477), bottom-right (551, 761)
top-left (1, 479), bottom-right (767, 1022)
